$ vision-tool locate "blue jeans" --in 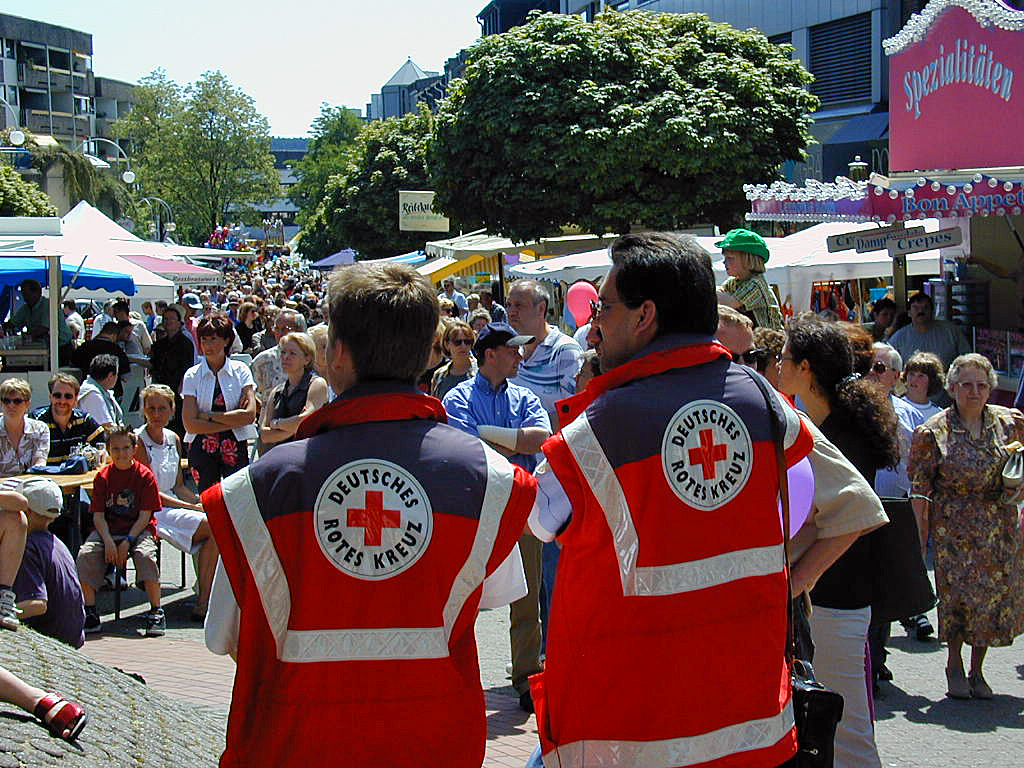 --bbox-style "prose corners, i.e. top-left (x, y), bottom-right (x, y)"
top-left (539, 540), bottom-right (560, 652)
top-left (525, 746), bottom-right (544, 768)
